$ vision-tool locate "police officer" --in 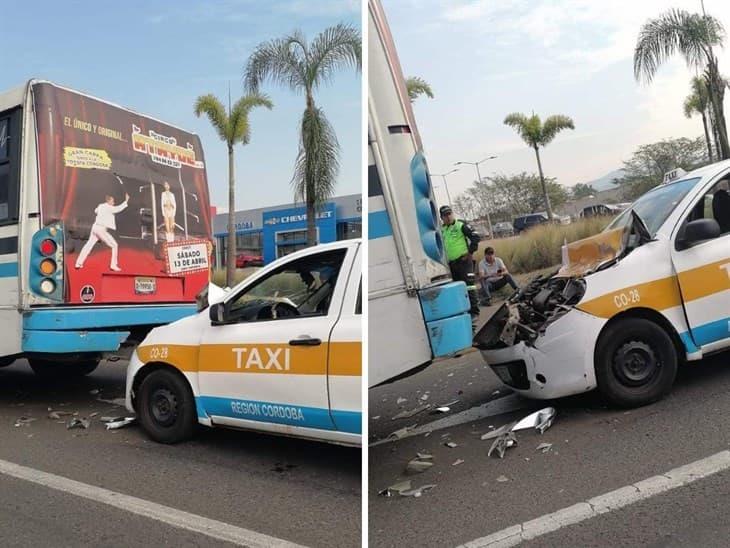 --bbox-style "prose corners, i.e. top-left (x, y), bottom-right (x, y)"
top-left (439, 205), bottom-right (480, 317)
